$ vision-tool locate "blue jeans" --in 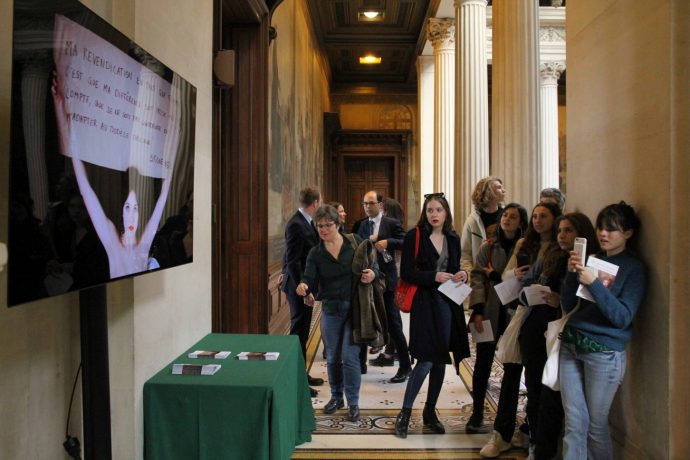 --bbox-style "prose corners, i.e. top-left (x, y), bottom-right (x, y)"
top-left (321, 301), bottom-right (361, 406)
top-left (401, 360), bottom-right (445, 409)
top-left (559, 342), bottom-right (626, 460)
